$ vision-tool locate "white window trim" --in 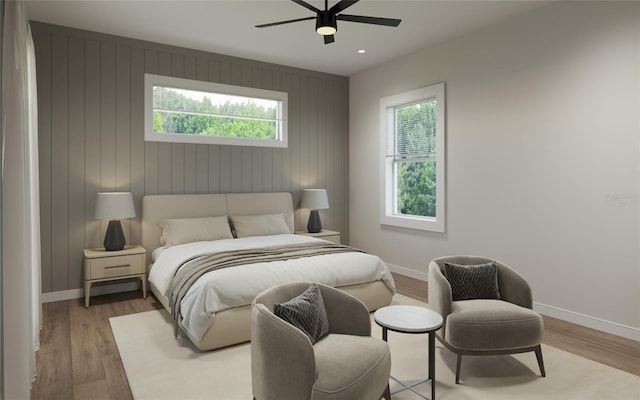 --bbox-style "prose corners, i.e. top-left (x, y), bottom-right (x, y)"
top-left (379, 82), bottom-right (446, 233)
top-left (144, 73), bottom-right (288, 148)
